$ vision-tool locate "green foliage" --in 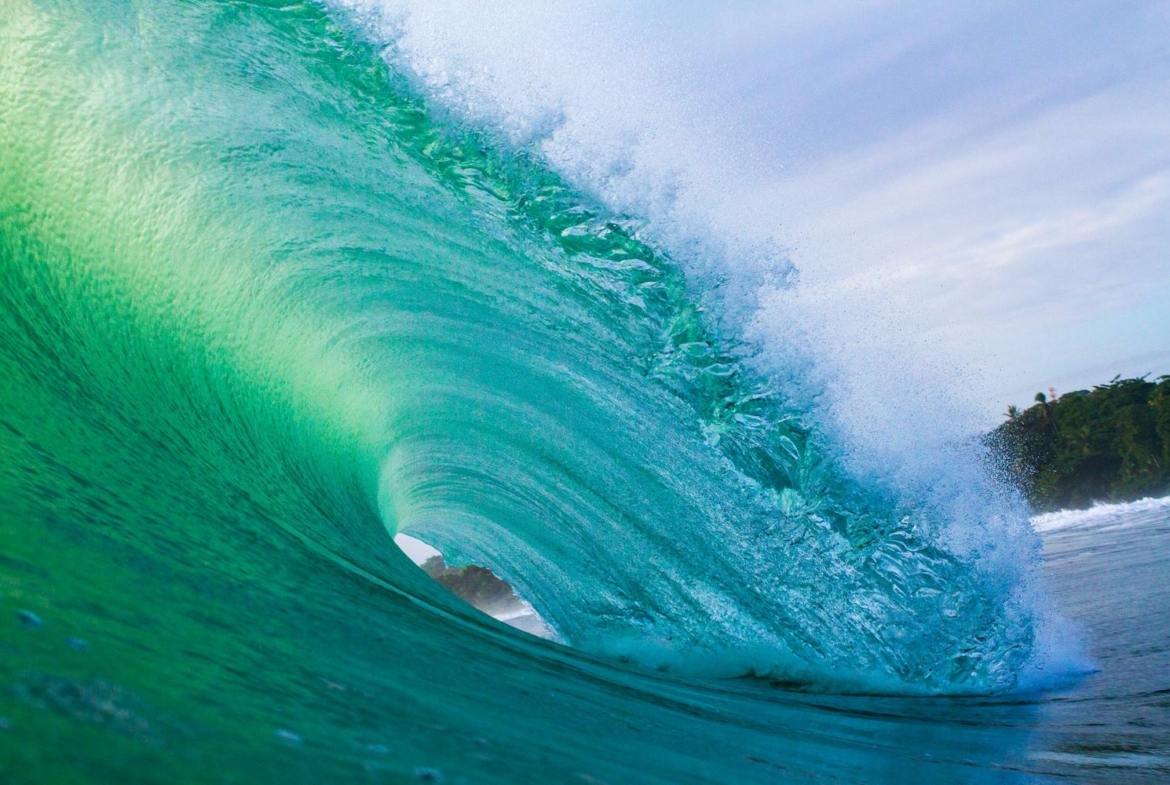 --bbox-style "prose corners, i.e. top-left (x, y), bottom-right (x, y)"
top-left (990, 375), bottom-right (1170, 511)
